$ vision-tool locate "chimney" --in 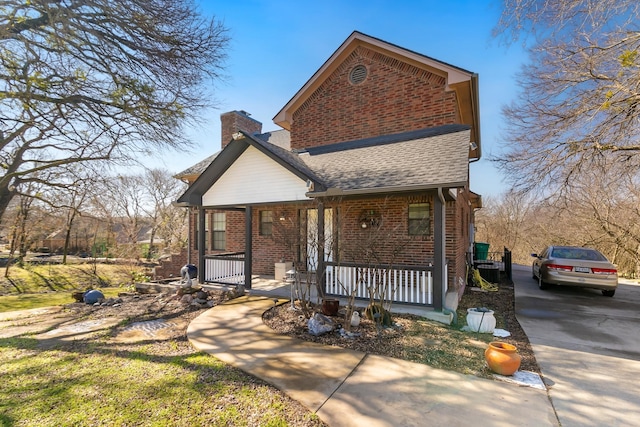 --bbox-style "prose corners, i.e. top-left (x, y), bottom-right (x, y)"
top-left (220, 110), bottom-right (262, 149)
